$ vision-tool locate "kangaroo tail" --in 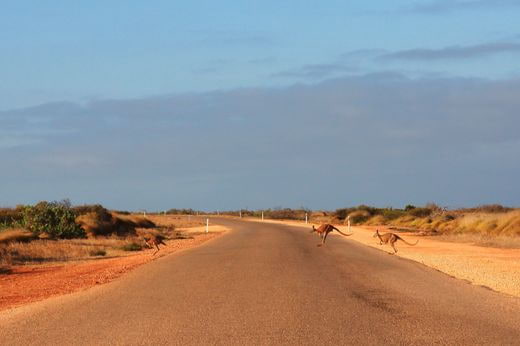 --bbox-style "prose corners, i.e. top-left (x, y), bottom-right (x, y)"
top-left (332, 226), bottom-right (353, 237)
top-left (398, 237), bottom-right (419, 246)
